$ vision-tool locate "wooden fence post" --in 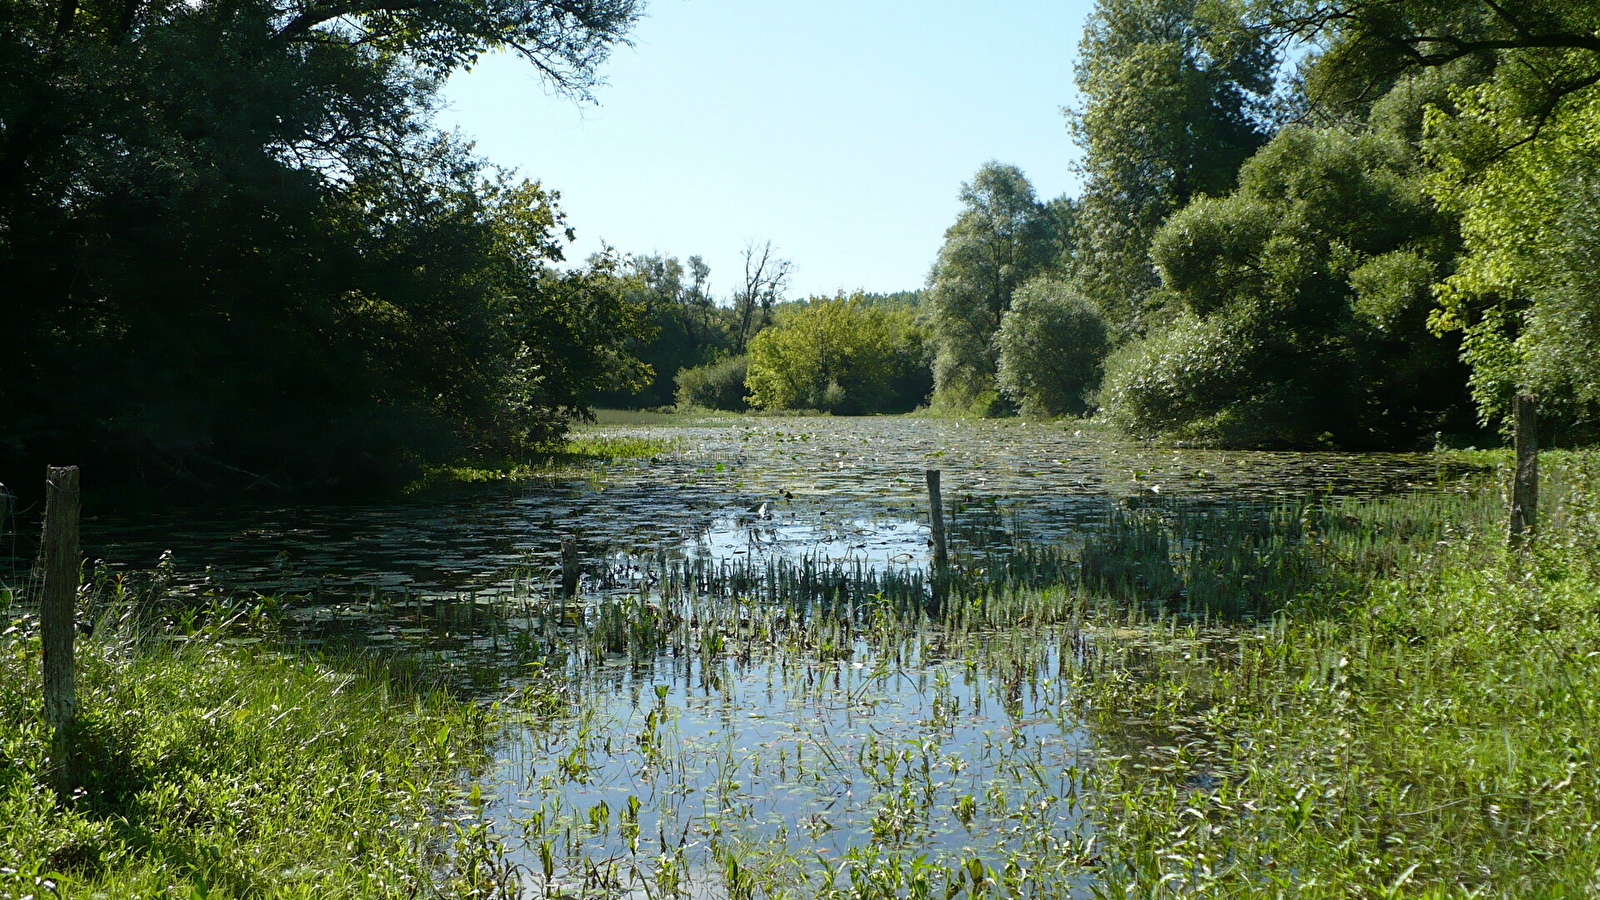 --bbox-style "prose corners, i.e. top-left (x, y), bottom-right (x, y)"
top-left (40, 465), bottom-right (82, 802)
top-left (1509, 393), bottom-right (1538, 548)
top-left (926, 470), bottom-right (948, 570)
top-left (561, 536), bottom-right (580, 598)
